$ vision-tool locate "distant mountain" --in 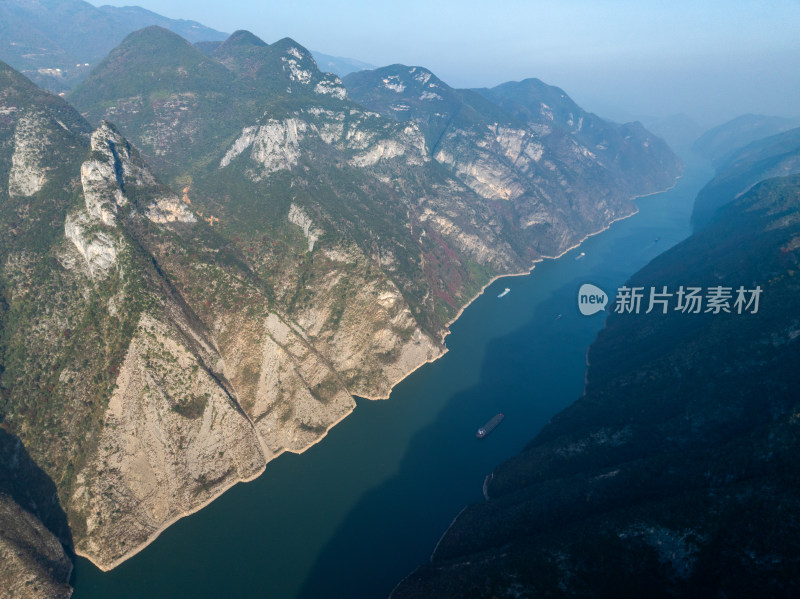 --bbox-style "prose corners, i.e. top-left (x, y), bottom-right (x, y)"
top-left (94, 4), bottom-right (227, 43)
top-left (345, 67), bottom-right (681, 245)
top-left (0, 0), bottom-right (227, 92)
top-left (694, 113), bottom-right (800, 168)
top-left (311, 50), bottom-right (375, 77)
top-left (393, 170), bottom-right (800, 598)
top-left (5, 26), bottom-right (681, 580)
top-left (475, 78), bottom-right (681, 194)
top-left (197, 44), bottom-right (375, 78)
top-left (640, 113), bottom-right (705, 152)
top-left (692, 126), bottom-right (800, 228)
